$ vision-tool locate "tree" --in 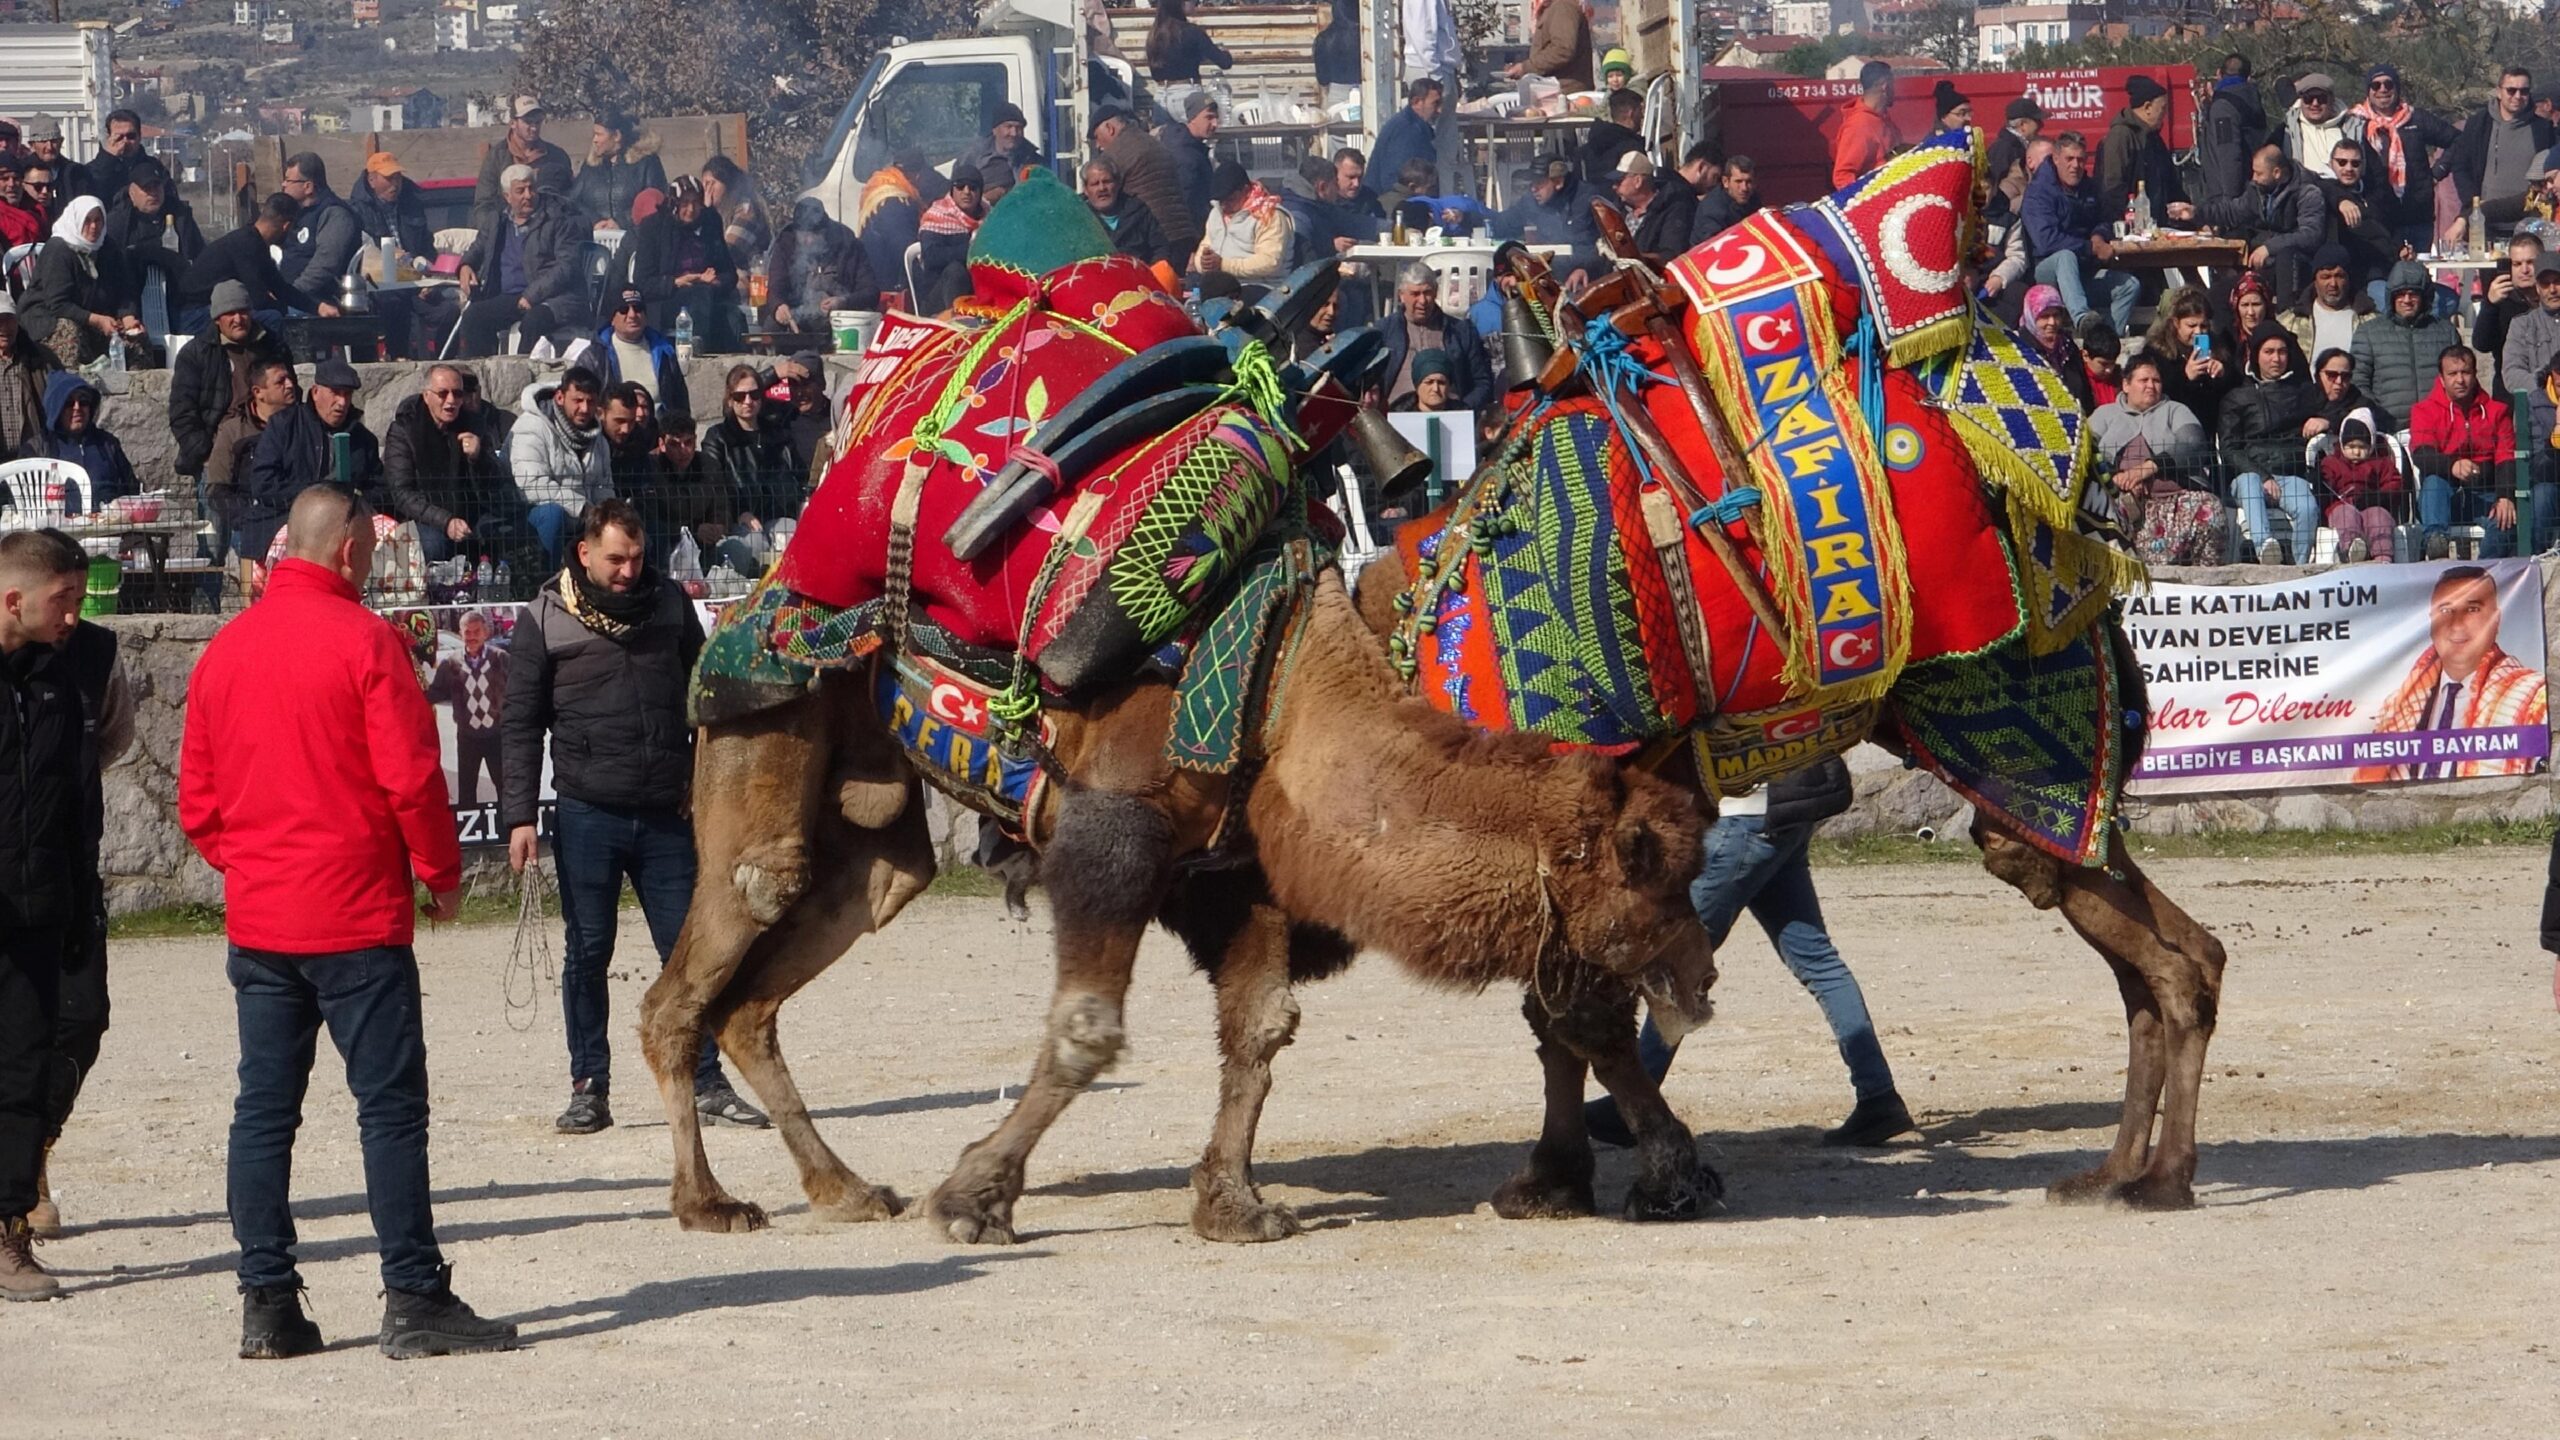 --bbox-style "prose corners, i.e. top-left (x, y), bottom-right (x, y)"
top-left (1908, 0), bottom-right (1977, 71)
top-left (515, 0), bottom-right (972, 186)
